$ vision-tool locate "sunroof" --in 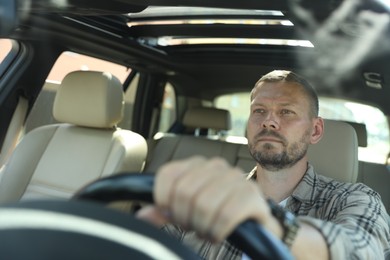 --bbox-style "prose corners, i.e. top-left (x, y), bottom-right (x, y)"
top-left (127, 19), bottom-right (293, 27)
top-left (127, 6), bottom-right (284, 18)
top-left (127, 6), bottom-right (286, 27)
top-left (128, 6), bottom-right (313, 48)
top-left (142, 37), bottom-right (313, 47)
